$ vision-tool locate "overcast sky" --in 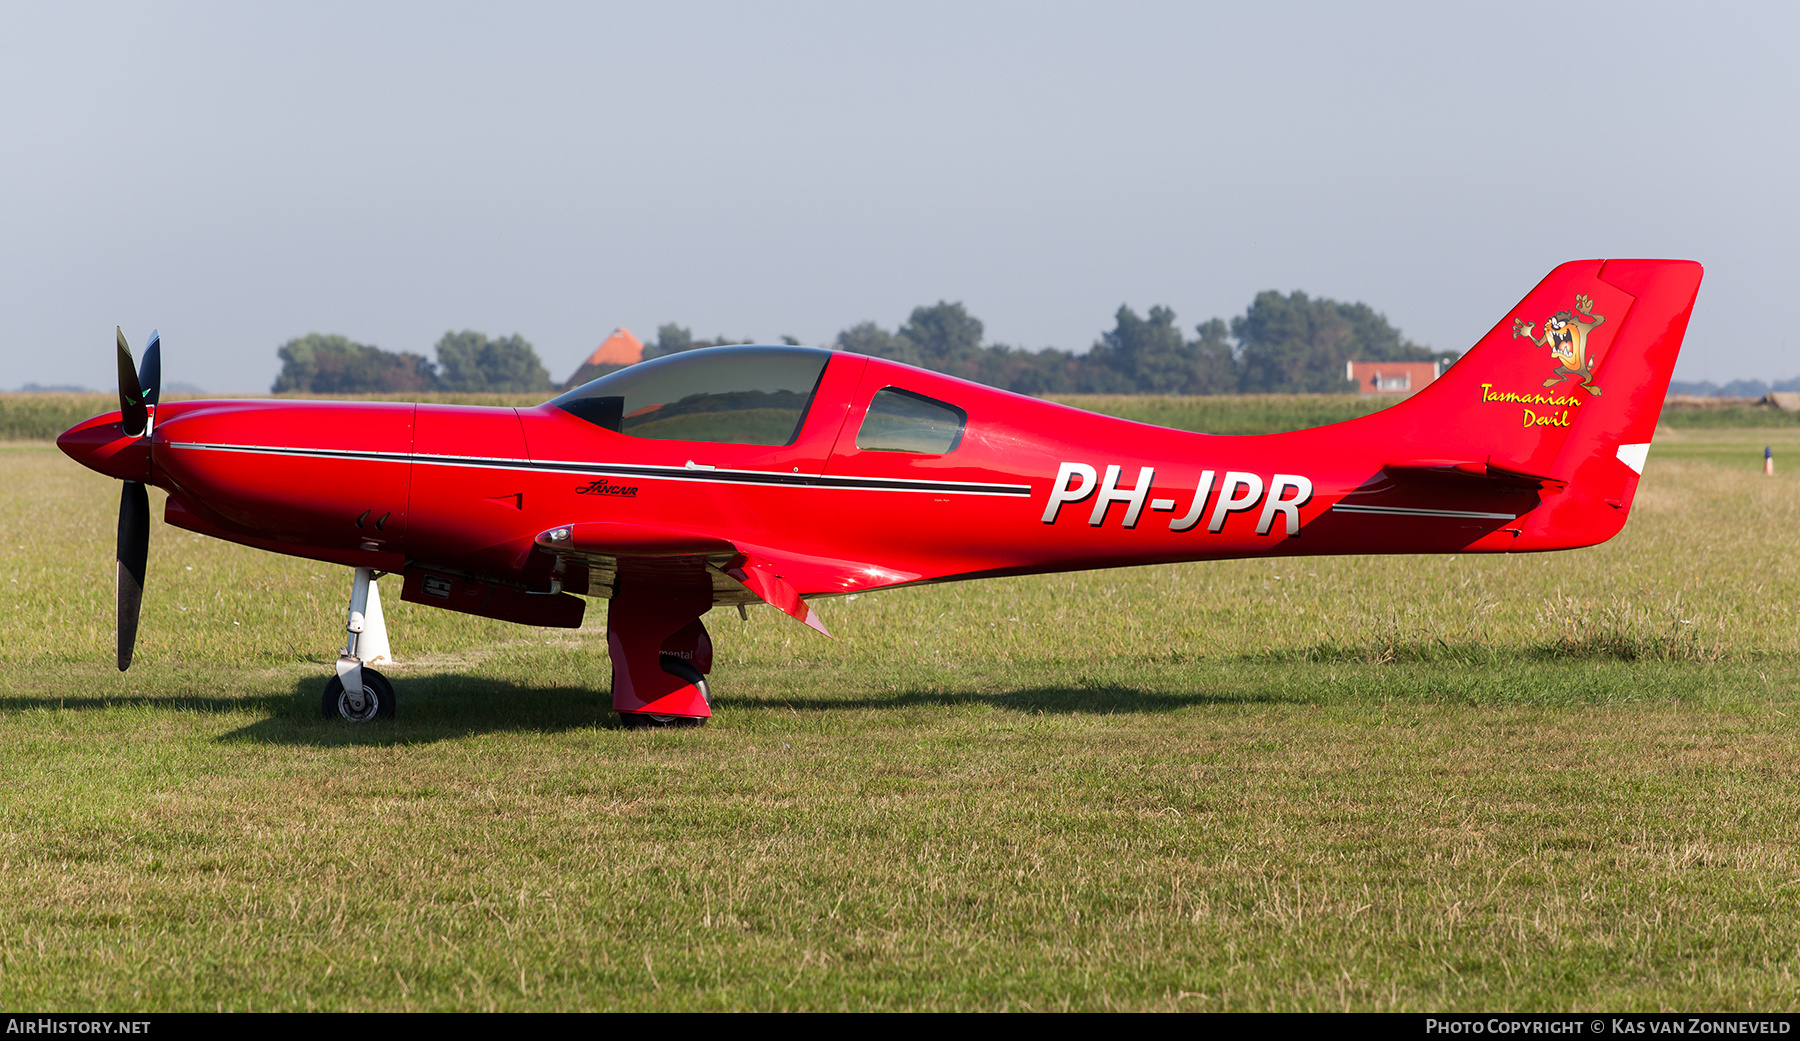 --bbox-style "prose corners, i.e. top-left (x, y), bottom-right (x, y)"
top-left (2, 2), bottom-right (1794, 392)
